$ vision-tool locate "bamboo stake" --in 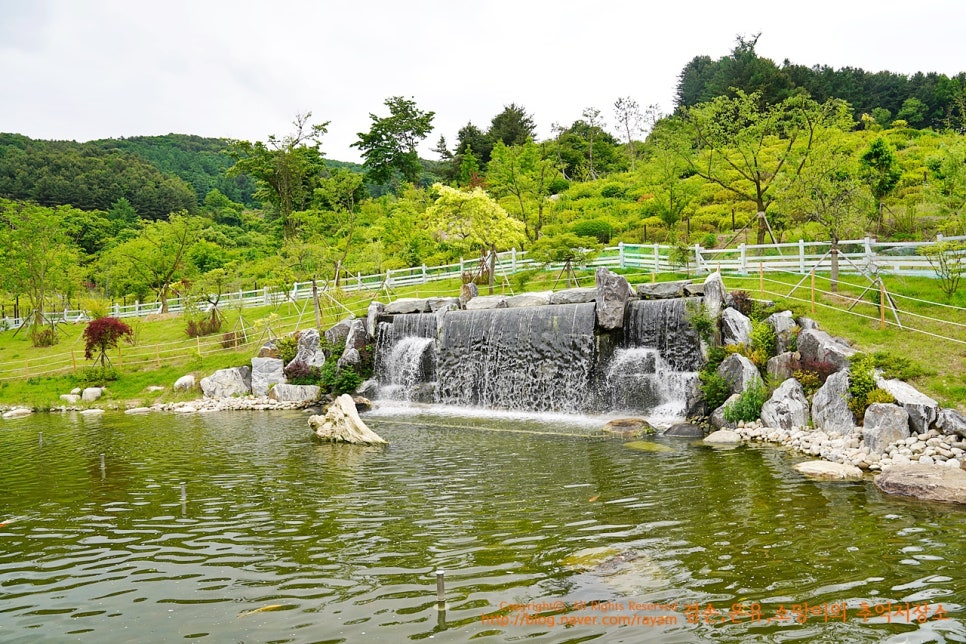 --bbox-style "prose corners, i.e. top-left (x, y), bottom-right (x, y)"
top-left (71, 350), bottom-right (77, 371)
top-left (155, 344), bottom-right (161, 367)
top-left (879, 279), bottom-right (886, 330)
top-left (759, 262), bottom-right (764, 298)
top-left (811, 272), bottom-right (816, 314)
